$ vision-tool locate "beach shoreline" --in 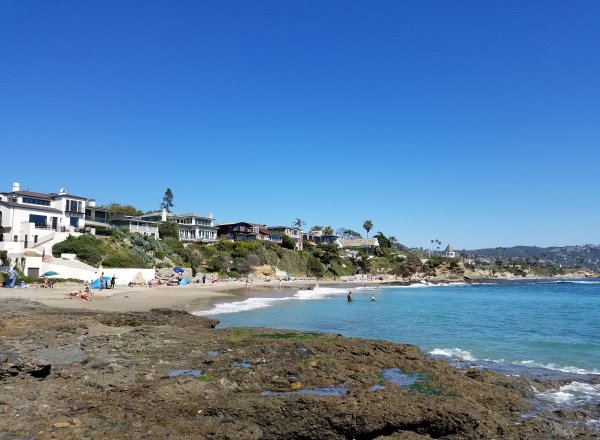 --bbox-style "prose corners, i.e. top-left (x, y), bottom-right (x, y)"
top-left (0, 278), bottom-right (388, 313)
